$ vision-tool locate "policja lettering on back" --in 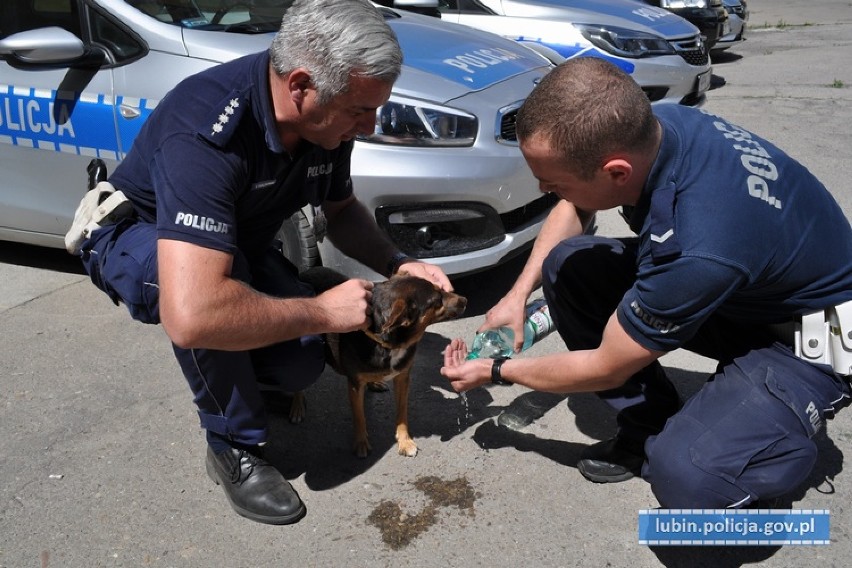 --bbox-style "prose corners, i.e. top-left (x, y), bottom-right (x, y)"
top-left (711, 116), bottom-right (783, 210)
